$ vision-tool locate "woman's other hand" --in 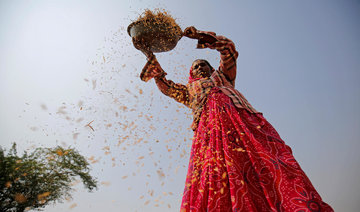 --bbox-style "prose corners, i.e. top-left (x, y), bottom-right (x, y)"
top-left (184, 27), bottom-right (218, 48)
top-left (183, 26), bottom-right (200, 39)
top-left (140, 55), bottom-right (167, 82)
